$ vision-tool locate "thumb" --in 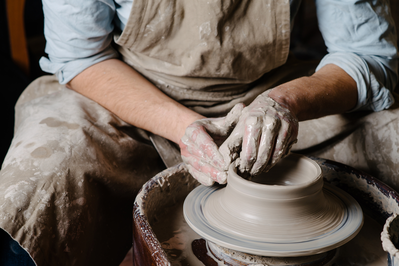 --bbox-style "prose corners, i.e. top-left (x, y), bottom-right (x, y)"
top-left (203, 103), bottom-right (245, 135)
